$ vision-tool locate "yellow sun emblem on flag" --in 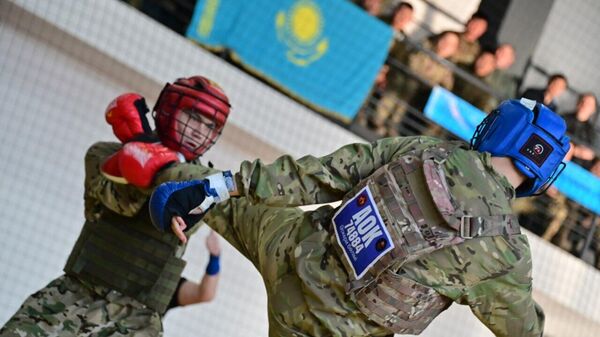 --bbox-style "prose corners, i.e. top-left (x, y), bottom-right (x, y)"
top-left (275, 0), bottom-right (329, 66)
